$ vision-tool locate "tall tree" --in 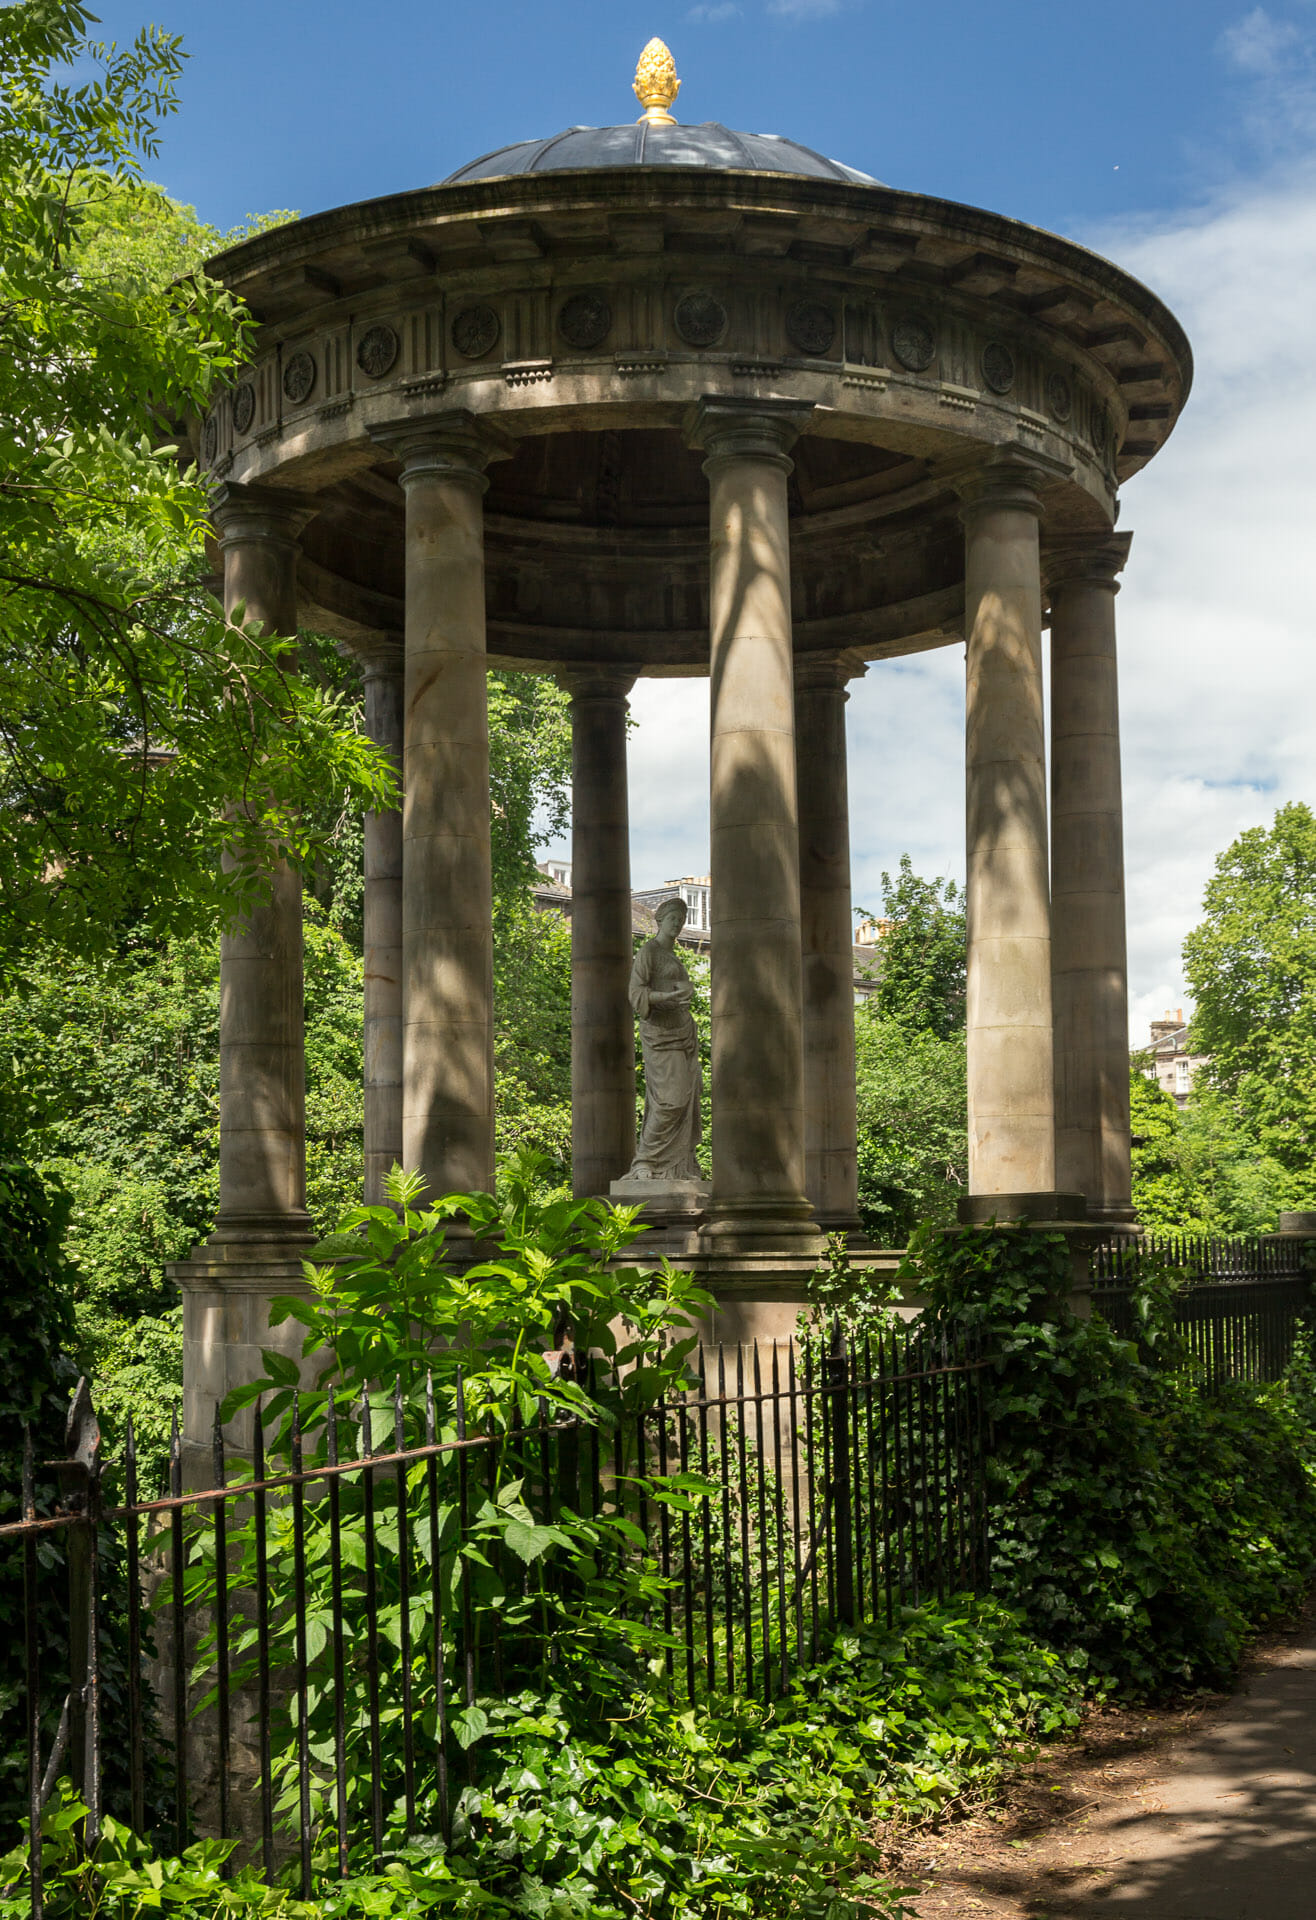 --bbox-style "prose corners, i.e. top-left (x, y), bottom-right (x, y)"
top-left (0, 2), bottom-right (390, 973)
top-left (852, 857), bottom-right (969, 1239)
top-left (1182, 802), bottom-right (1316, 1210)
top-left (863, 855), bottom-right (966, 1038)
